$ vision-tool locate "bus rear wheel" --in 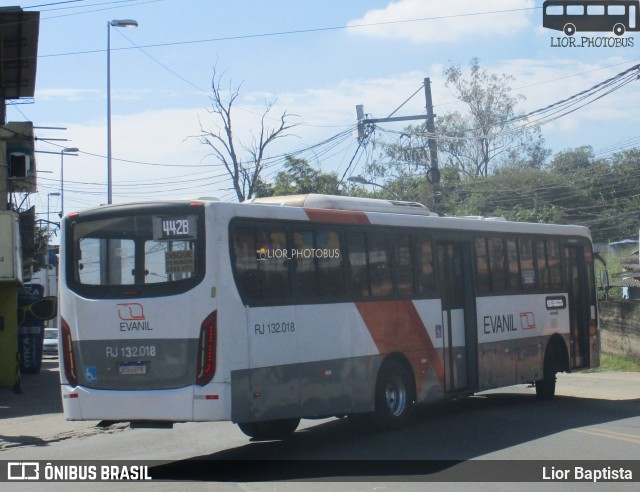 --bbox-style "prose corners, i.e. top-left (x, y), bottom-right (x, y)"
top-left (536, 349), bottom-right (557, 401)
top-left (237, 418), bottom-right (300, 440)
top-left (563, 23), bottom-right (576, 36)
top-left (370, 360), bottom-right (415, 430)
